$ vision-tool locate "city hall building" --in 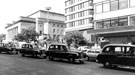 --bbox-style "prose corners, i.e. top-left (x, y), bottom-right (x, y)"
top-left (5, 10), bottom-right (65, 42)
top-left (27, 10), bottom-right (65, 43)
top-left (65, 0), bottom-right (94, 42)
top-left (88, 0), bottom-right (135, 47)
top-left (5, 16), bottom-right (36, 41)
